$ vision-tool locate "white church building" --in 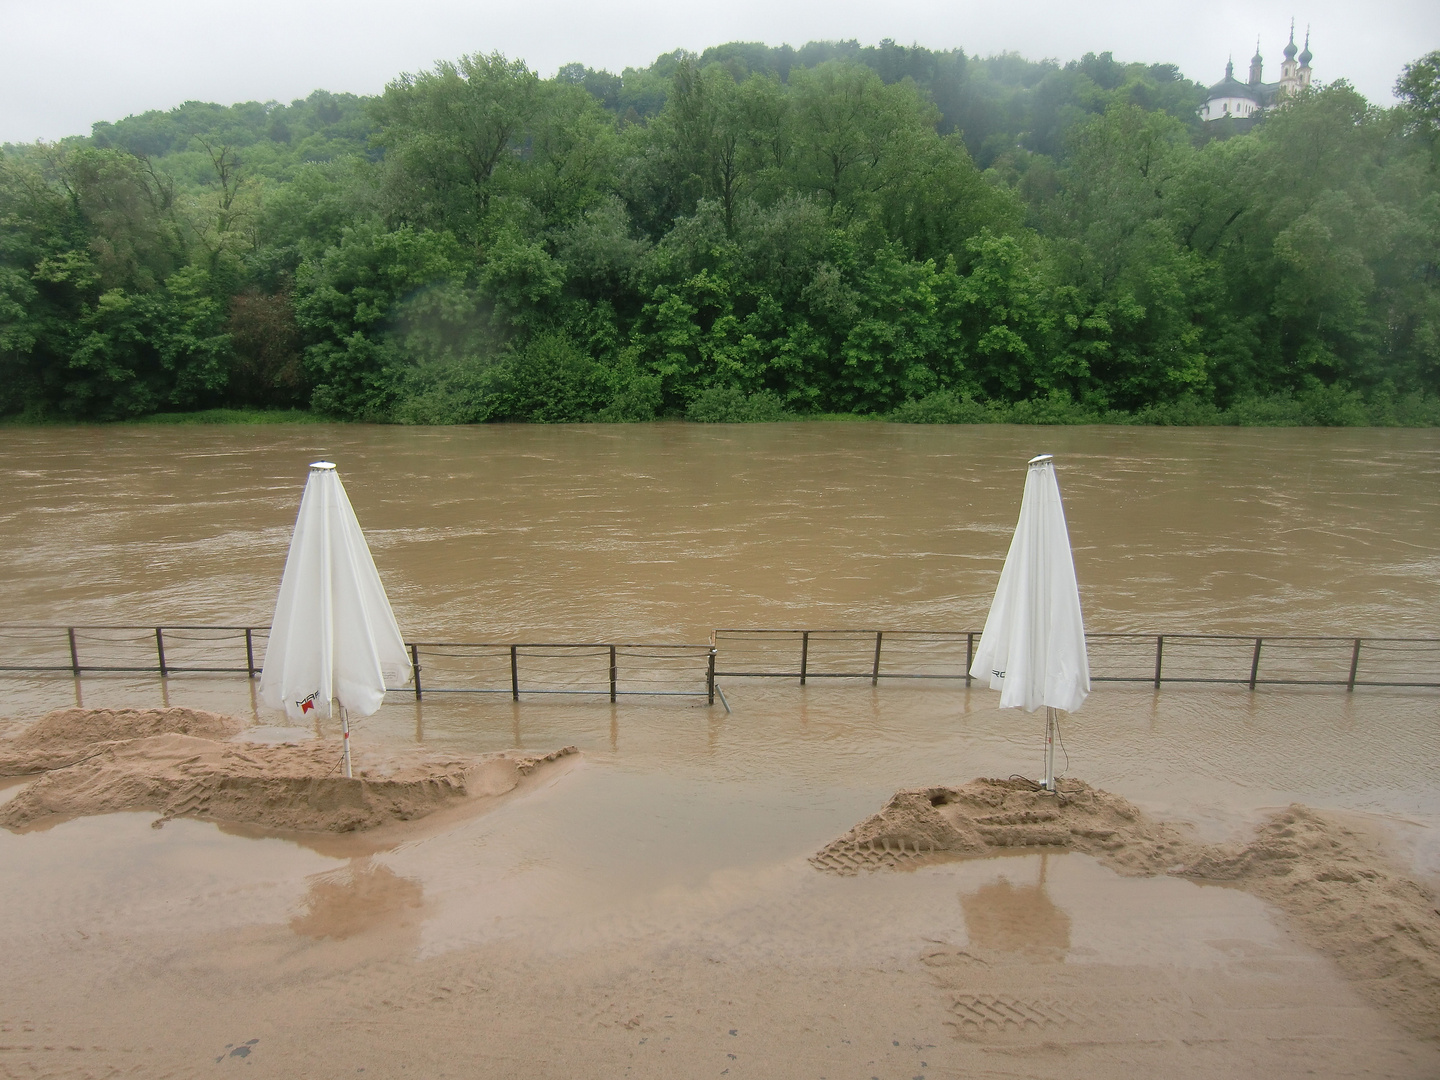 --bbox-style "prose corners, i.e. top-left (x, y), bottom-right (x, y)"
top-left (1200, 23), bottom-right (1314, 125)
